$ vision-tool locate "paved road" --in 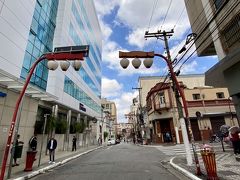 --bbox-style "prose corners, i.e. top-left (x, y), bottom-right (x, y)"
top-left (32, 143), bottom-right (188, 180)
